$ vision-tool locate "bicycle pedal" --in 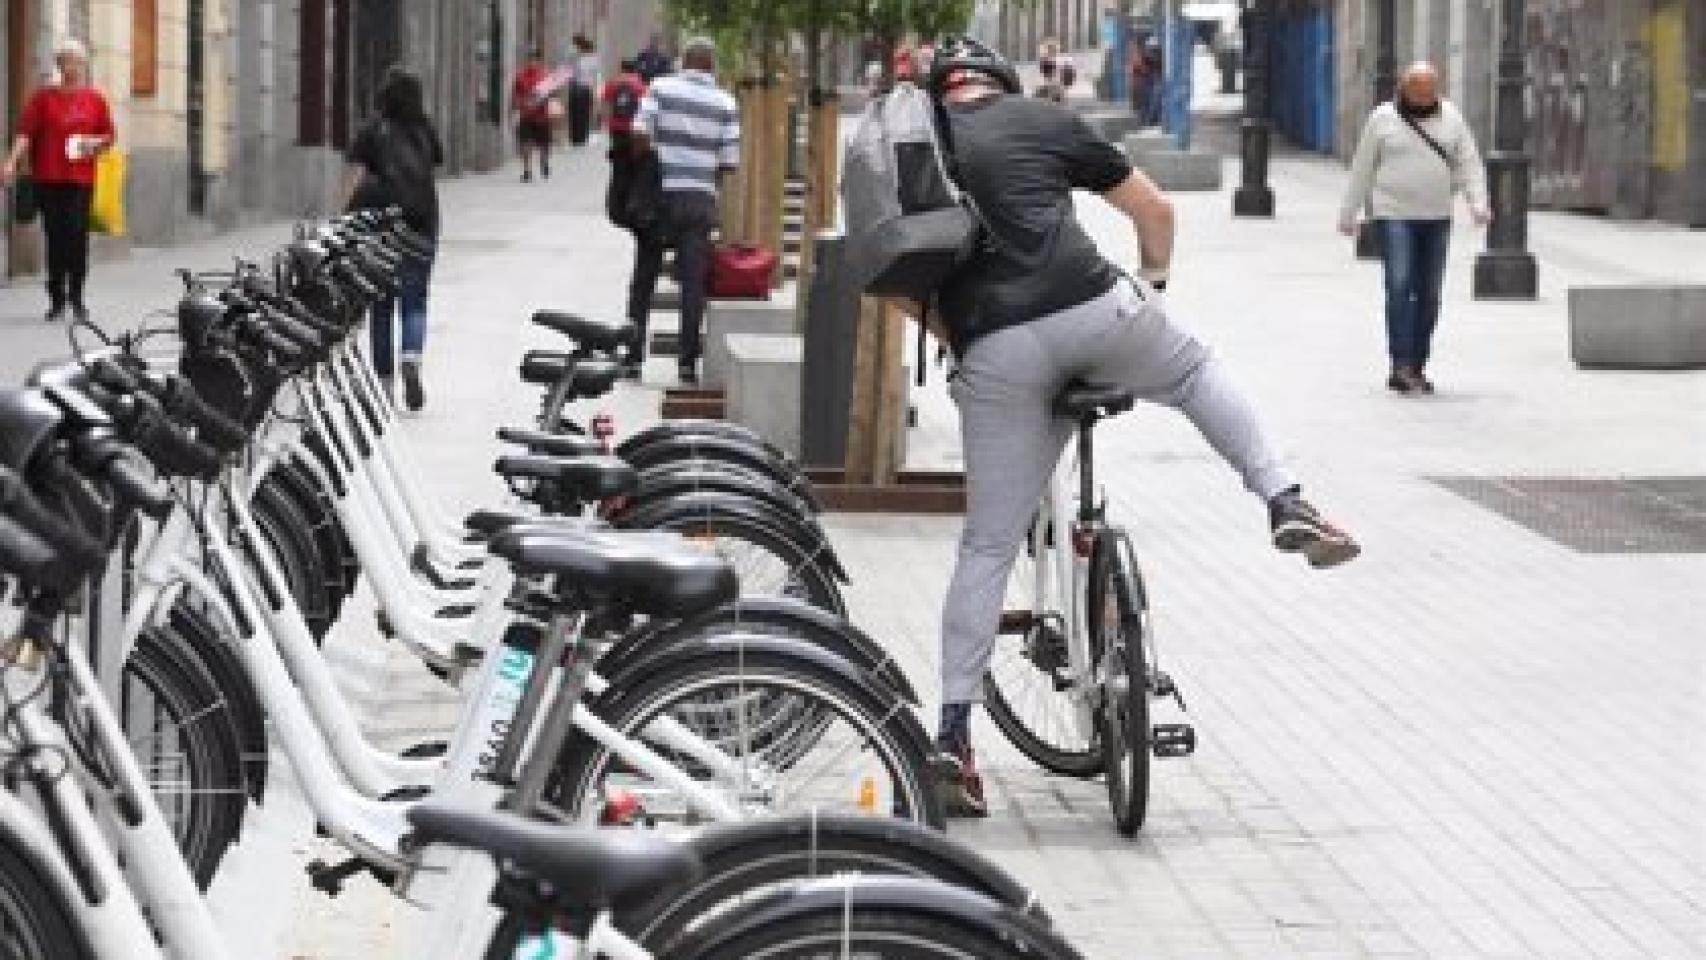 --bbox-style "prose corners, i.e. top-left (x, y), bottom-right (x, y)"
top-left (1150, 723), bottom-right (1196, 758)
top-left (997, 610), bottom-right (1035, 633)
